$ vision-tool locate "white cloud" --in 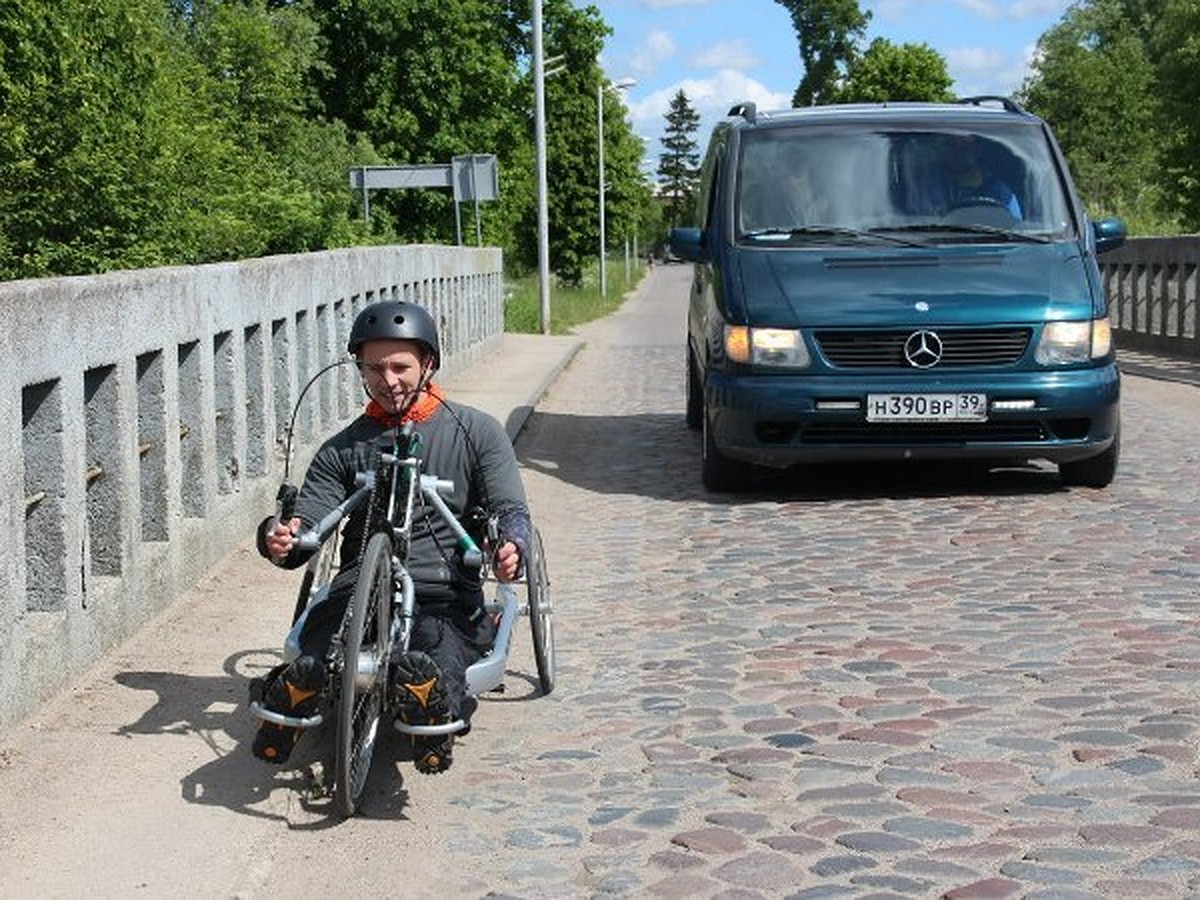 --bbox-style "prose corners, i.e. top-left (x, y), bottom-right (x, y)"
top-left (946, 46), bottom-right (1009, 73)
top-left (628, 29), bottom-right (676, 76)
top-left (954, 0), bottom-right (1071, 20)
top-left (955, 0), bottom-right (1001, 18)
top-left (945, 46), bottom-right (1028, 96)
top-left (1009, 0), bottom-right (1072, 17)
top-left (690, 38), bottom-right (758, 71)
